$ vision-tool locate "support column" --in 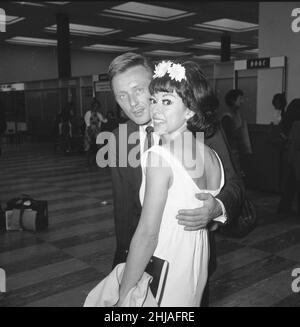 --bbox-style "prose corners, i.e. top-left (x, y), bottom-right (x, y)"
top-left (56, 13), bottom-right (71, 78)
top-left (221, 33), bottom-right (231, 62)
